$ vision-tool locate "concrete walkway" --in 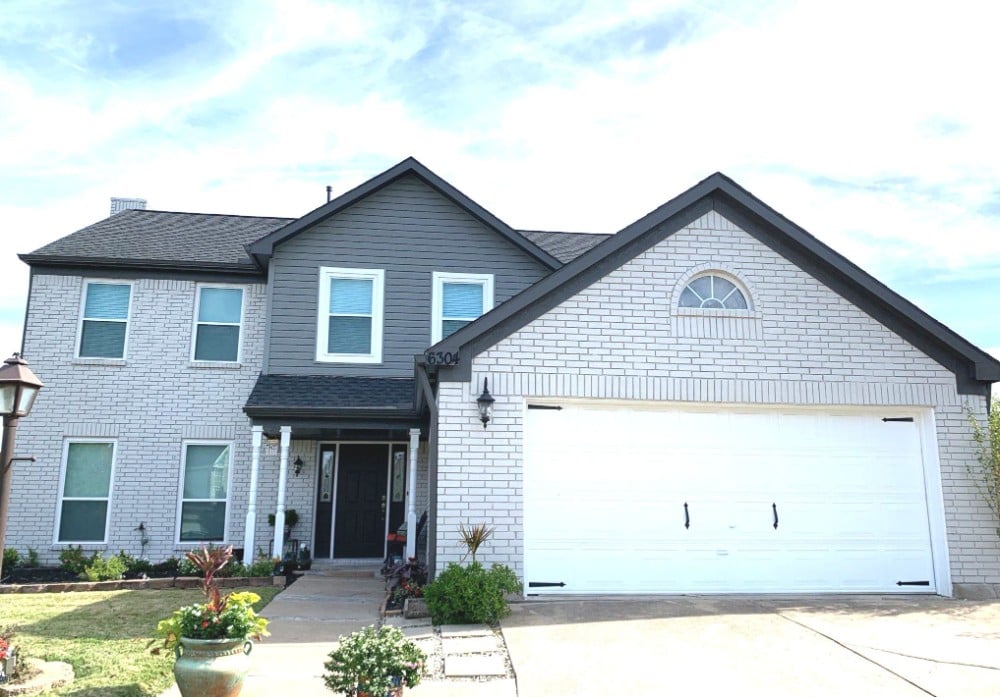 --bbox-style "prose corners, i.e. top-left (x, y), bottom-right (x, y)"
top-left (158, 567), bottom-right (515, 697)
